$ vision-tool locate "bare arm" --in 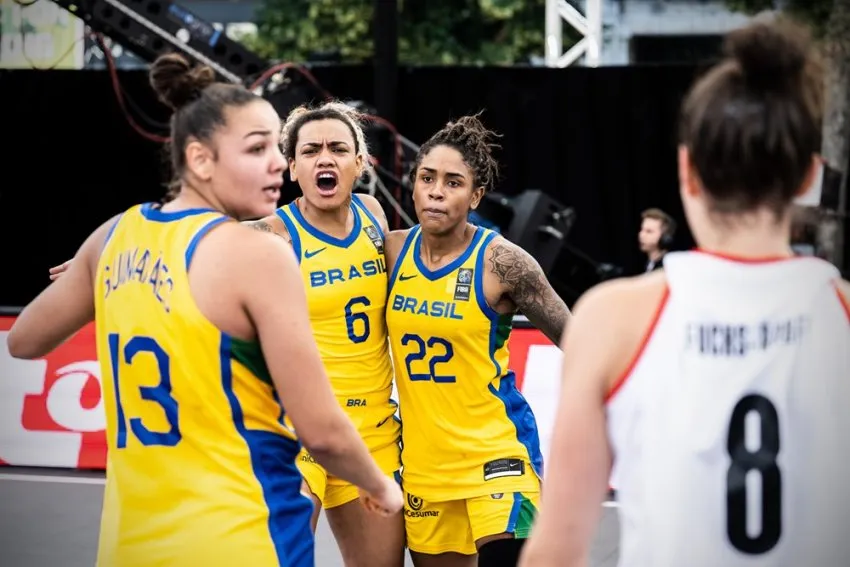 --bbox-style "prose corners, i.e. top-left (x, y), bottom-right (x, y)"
top-left (235, 230), bottom-right (390, 497)
top-left (519, 275), bottom-right (667, 567)
top-left (518, 285), bottom-right (619, 567)
top-left (8, 215), bottom-right (120, 359)
top-left (487, 238), bottom-right (571, 345)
